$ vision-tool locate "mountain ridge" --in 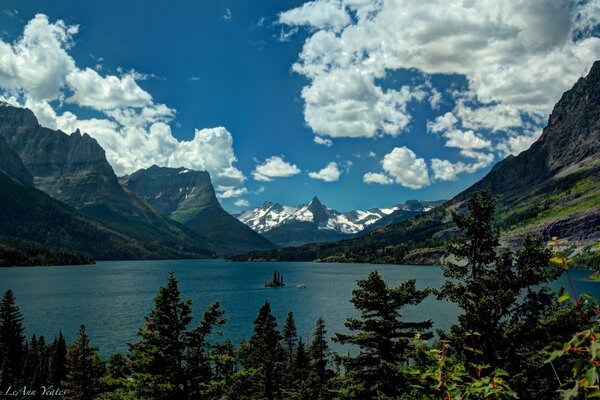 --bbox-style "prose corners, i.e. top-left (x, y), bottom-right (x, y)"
top-left (121, 165), bottom-right (275, 253)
